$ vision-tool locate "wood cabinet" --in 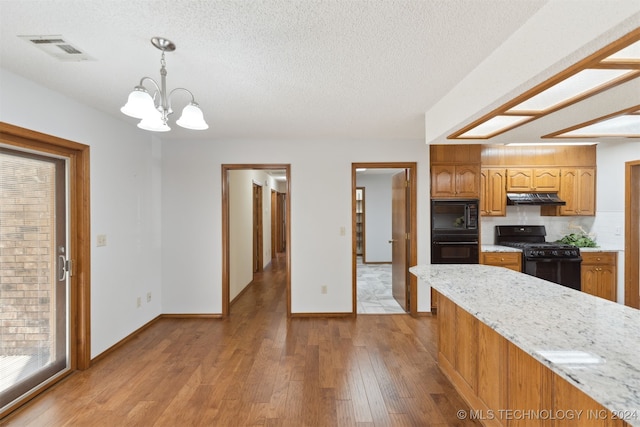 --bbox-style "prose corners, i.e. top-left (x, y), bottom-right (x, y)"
top-left (431, 164), bottom-right (480, 198)
top-left (581, 252), bottom-right (617, 302)
top-left (506, 168), bottom-right (560, 192)
top-left (436, 292), bottom-right (629, 427)
top-left (431, 145), bottom-right (480, 199)
top-left (481, 252), bottom-right (522, 272)
top-left (477, 322), bottom-right (507, 421)
top-left (507, 344), bottom-right (553, 427)
top-left (480, 168), bottom-right (506, 216)
top-left (542, 168), bottom-right (596, 216)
